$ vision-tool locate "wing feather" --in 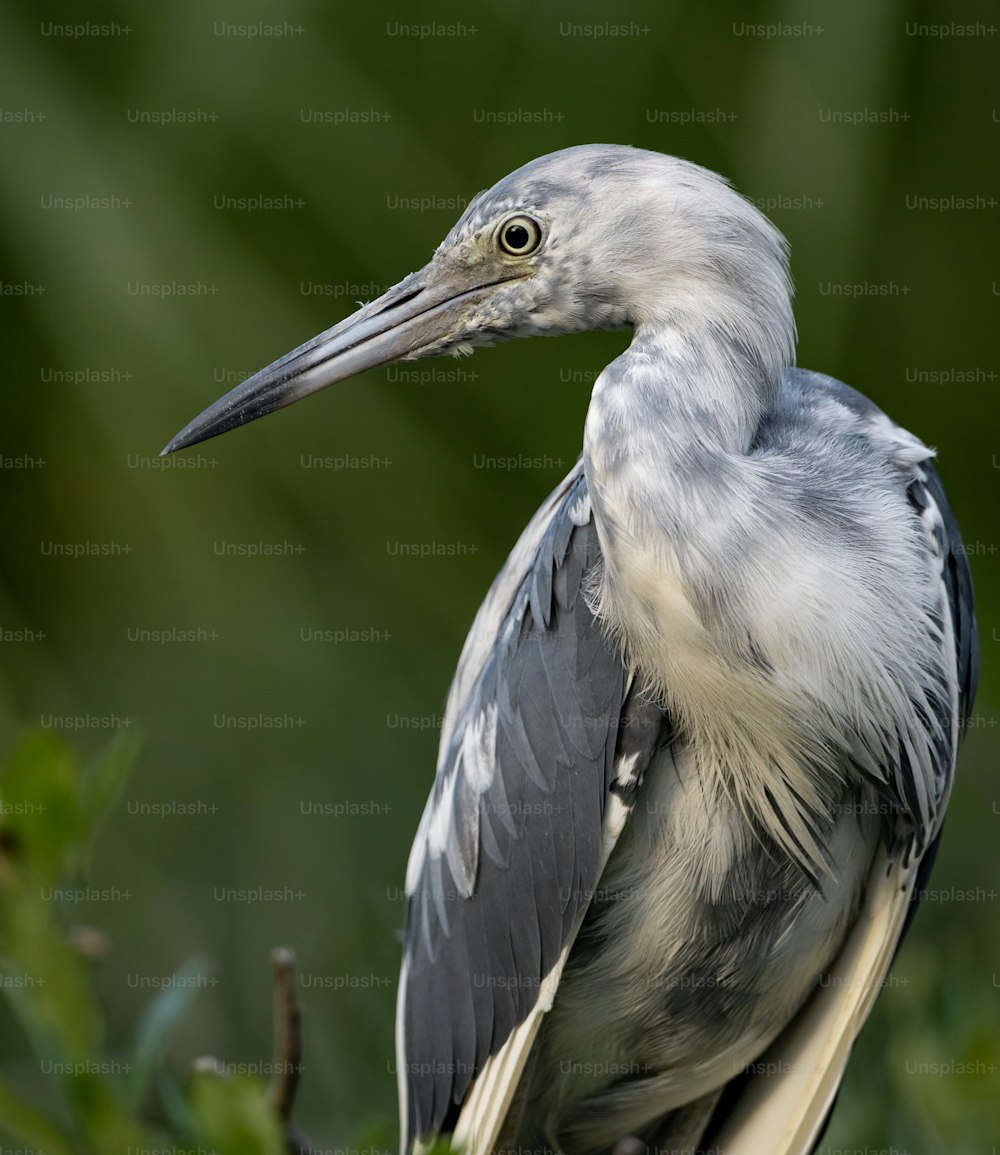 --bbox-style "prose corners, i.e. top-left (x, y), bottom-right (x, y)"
top-left (398, 465), bottom-right (665, 1150)
top-left (706, 453), bottom-right (977, 1155)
